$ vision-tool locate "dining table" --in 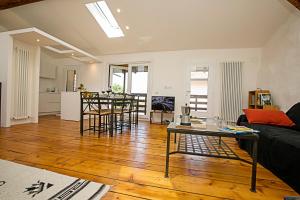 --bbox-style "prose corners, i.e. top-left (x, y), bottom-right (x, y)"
top-left (80, 95), bottom-right (139, 137)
